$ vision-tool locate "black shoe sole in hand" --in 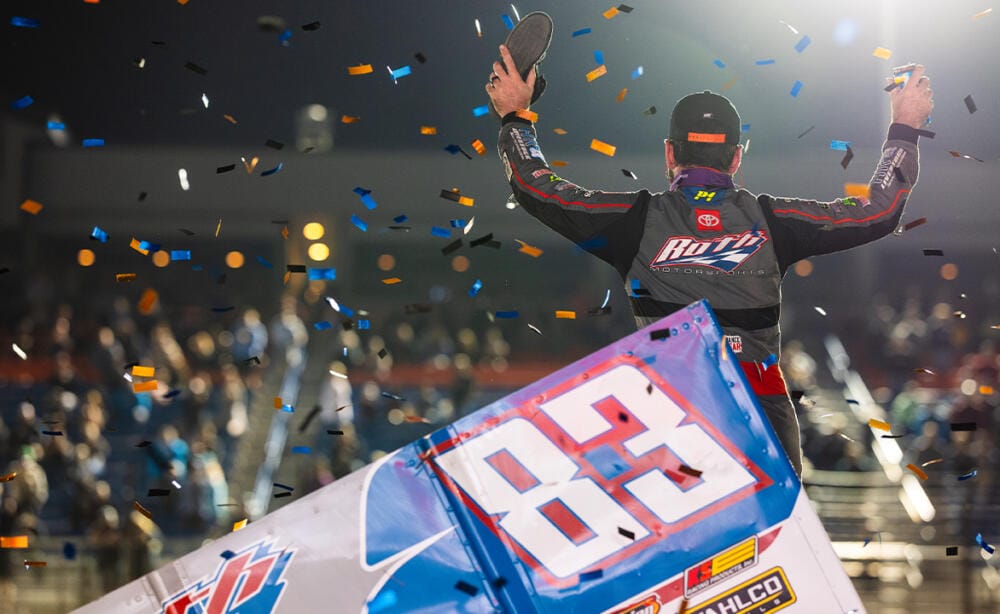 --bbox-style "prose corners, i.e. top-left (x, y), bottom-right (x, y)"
top-left (490, 12), bottom-right (553, 116)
